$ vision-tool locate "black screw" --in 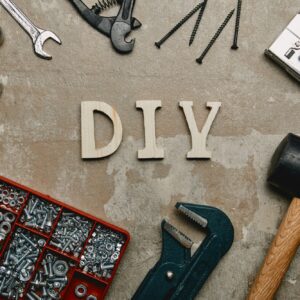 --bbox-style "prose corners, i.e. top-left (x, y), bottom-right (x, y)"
top-left (196, 9), bottom-right (235, 64)
top-left (155, 2), bottom-right (204, 49)
top-left (189, 0), bottom-right (208, 46)
top-left (231, 0), bottom-right (242, 50)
